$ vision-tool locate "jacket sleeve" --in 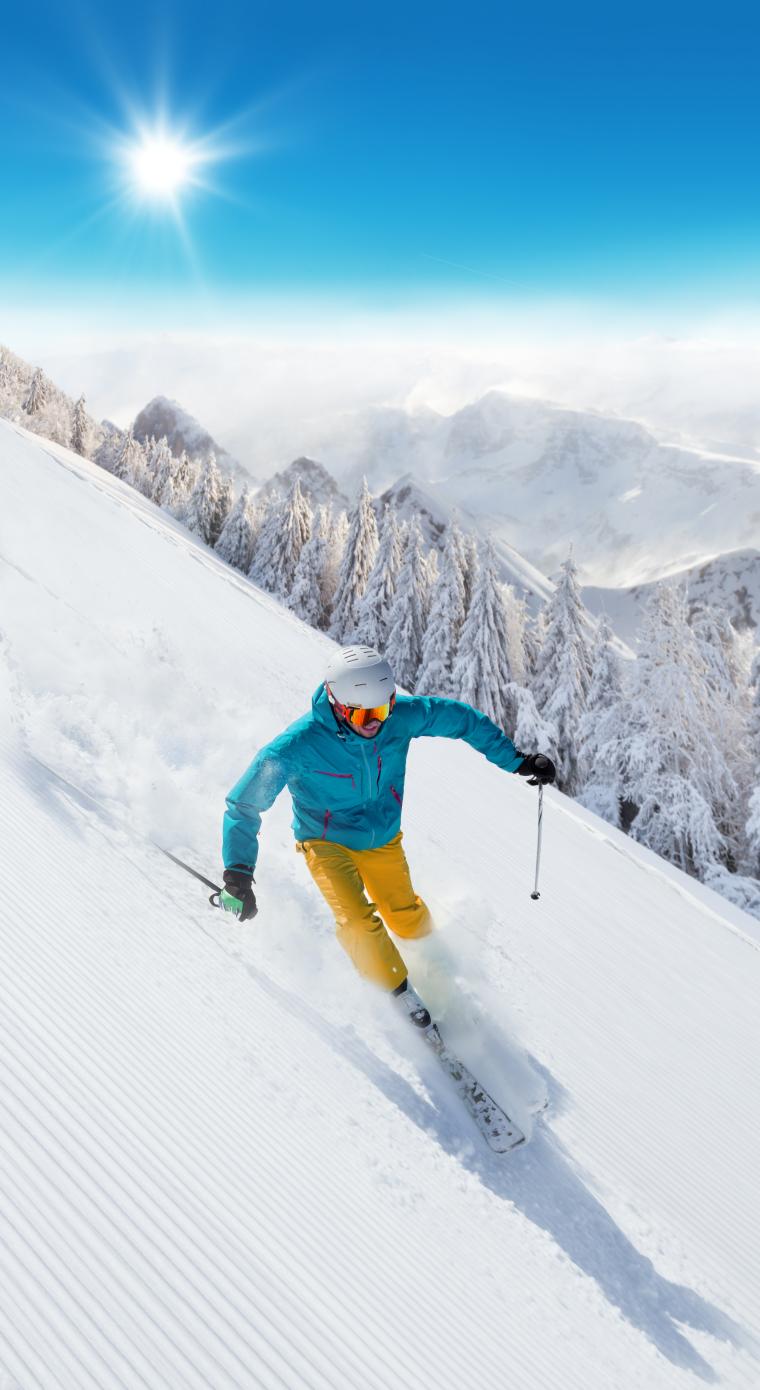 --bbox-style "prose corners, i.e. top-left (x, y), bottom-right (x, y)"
top-left (406, 696), bottom-right (524, 773)
top-left (222, 745), bottom-right (289, 872)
